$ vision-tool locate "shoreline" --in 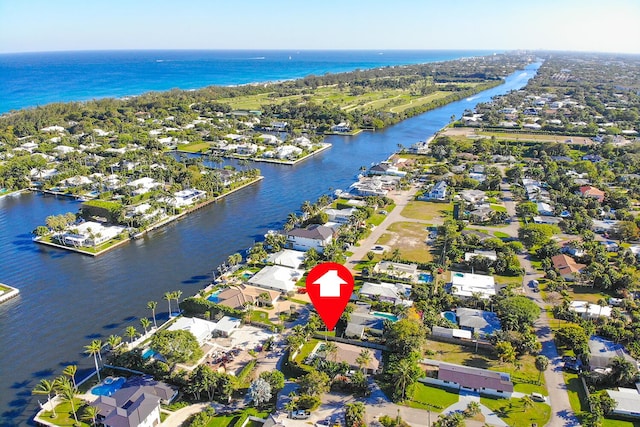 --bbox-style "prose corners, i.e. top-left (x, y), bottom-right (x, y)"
top-left (177, 142), bottom-right (333, 166)
top-left (33, 176), bottom-right (264, 257)
top-left (0, 283), bottom-right (20, 304)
